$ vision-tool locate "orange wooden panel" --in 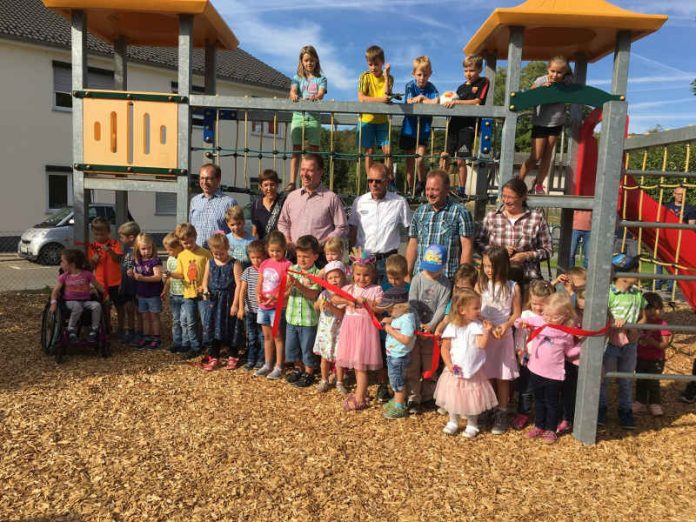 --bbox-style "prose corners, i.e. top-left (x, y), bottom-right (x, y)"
top-left (132, 101), bottom-right (178, 168)
top-left (83, 98), bottom-right (129, 166)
